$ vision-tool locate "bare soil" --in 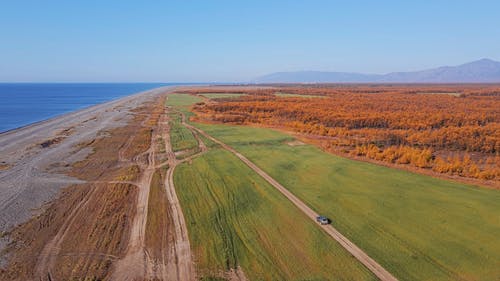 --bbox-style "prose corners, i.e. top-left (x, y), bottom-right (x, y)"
top-left (0, 87), bottom-right (175, 280)
top-left (110, 99), bottom-right (197, 281)
top-left (0, 87), bottom-right (166, 234)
